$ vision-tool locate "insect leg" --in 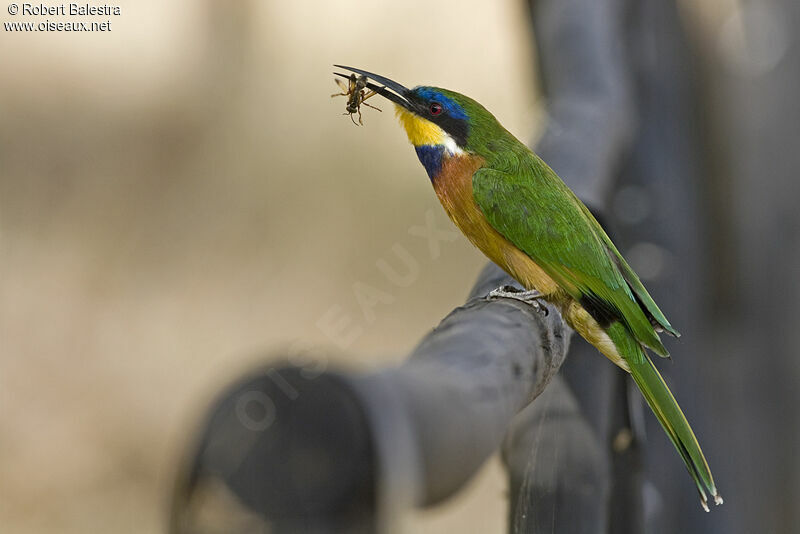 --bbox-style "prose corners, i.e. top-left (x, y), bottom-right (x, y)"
top-left (360, 90), bottom-right (383, 111)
